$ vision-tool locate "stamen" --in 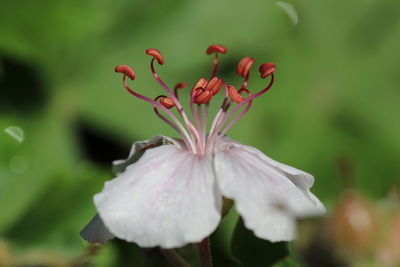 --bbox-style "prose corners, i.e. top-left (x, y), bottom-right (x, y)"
top-left (115, 65), bottom-right (135, 80)
top-left (237, 57), bottom-right (254, 89)
top-left (206, 44), bottom-right (227, 54)
top-left (218, 88), bottom-right (252, 138)
top-left (207, 64), bottom-right (275, 150)
top-left (259, 62), bottom-right (276, 78)
top-left (153, 96), bottom-right (193, 151)
top-left (205, 77), bottom-right (223, 95)
top-left (237, 57), bottom-right (254, 77)
top-left (228, 85), bottom-right (245, 103)
top-left (146, 48), bottom-right (164, 65)
top-left (207, 83), bottom-right (229, 143)
top-left (173, 82), bottom-right (186, 99)
top-left (160, 97), bottom-right (175, 109)
top-left (116, 45), bottom-right (276, 155)
top-left (207, 88), bottom-right (253, 150)
top-left (195, 89), bottom-right (213, 104)
top-left (206, 44), bottom-right (227, 79)
top-left (191, 78), bottom-right (208, 95)
top-left (190, 89), bottom-right (202, 130)
top-left (155, 95), bottom-right (175, 109)
top-left (146, 50), bottom-right (202, 144)
top-left (217, 71), bottom-right (275, 137)
top-left (201, 103), bottom-right (209, 151)
top-left (115, 68), bottom-right (197, 152)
